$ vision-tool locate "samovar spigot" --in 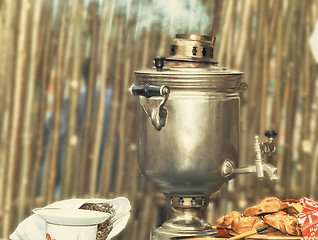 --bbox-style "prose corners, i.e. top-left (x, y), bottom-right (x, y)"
top-left (225, 129), bottom-right (279, 181)
top-left (253, 129), bottom-right (279, 180)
